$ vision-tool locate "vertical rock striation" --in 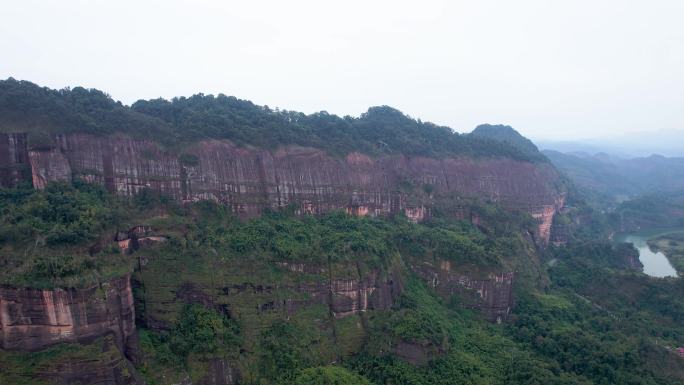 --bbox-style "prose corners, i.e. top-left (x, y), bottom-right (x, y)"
top-left (0, 133), bottom-right (30, 187)
top-left (0, 274), bottom-right (138, 361)
top-left (26, 133), bottom-right (565, 243)
top-left (412, 260), bottom-right (514, 323)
